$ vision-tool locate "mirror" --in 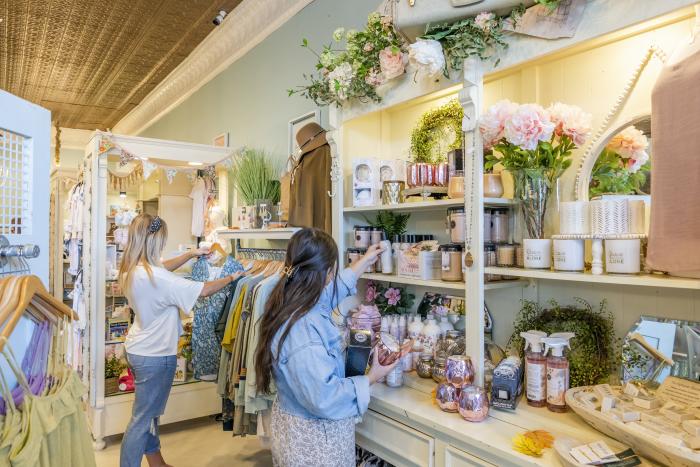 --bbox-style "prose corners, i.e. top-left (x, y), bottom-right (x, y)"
top-left (620, 315), bottom-right (700, 385)
top-left (588, 117), bottom-right (651, 199)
